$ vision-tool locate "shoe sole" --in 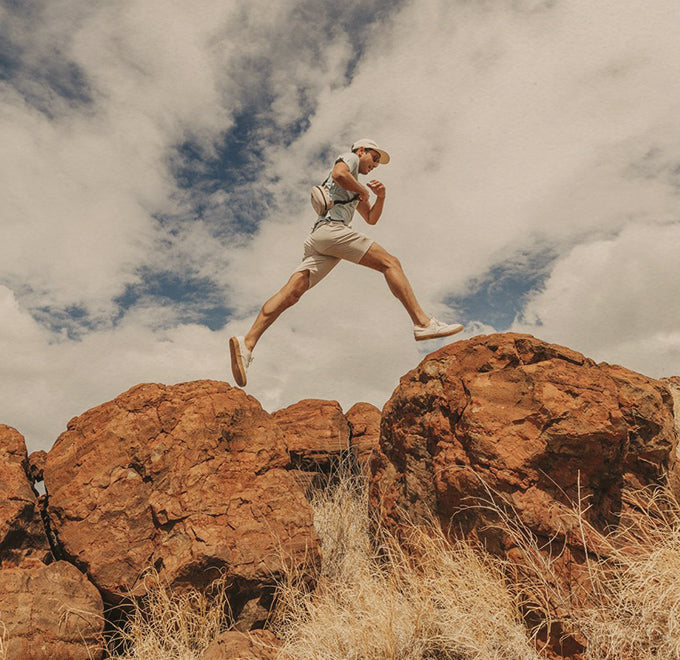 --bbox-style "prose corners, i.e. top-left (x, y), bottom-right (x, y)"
top-left (229, 337), bottom-right (247, 387)
top-left (414, 324), bottom-right (464, 342)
